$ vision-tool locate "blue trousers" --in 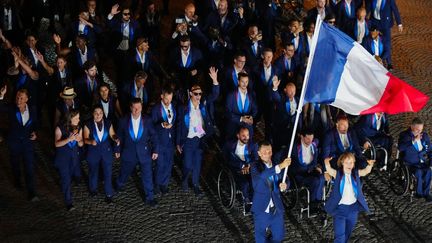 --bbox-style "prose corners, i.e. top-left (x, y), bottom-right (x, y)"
top-left (56, 155), bottom-right (81, 205)
top-left (253, 211), bottom-right (285, 243)
top-left (155, 148), bottom-right (175, 187)
top-left (296, 174), bottom-right (325, 201)
top-left (234, 173), bottom-right (253, 202)
top-left (333, 203), bottom-right (359, 243)
top-left (182, 137), bottom-right (203, 186)
top-left (411, 167), bottom-right (432, 196)
top-left (10, 146), bottom-right (35, 195)
top-left (116, 158), bottom-right (154, 200)
top-left (87, 155), bottom-right (113, 197)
